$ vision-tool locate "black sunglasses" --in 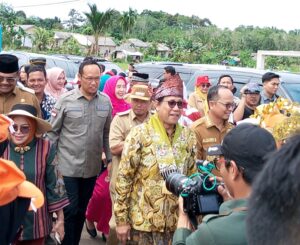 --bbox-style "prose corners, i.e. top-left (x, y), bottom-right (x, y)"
top-left (12, 124), bottom-right (31, 134)
top-left (163, 100), bottom-right (183, 109)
